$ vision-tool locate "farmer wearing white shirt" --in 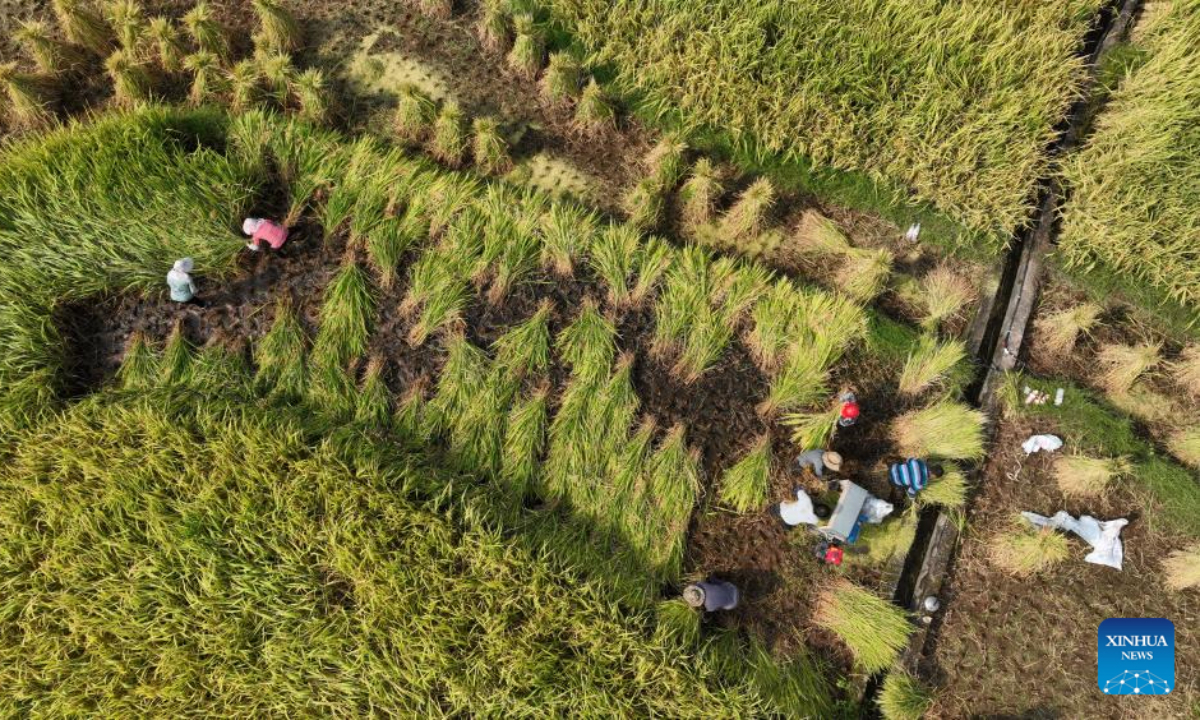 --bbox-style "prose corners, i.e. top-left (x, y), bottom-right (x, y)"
top-left (166, 258), bottom-right (201, 306)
